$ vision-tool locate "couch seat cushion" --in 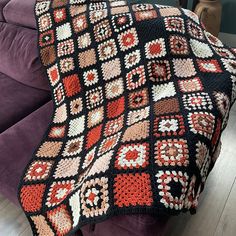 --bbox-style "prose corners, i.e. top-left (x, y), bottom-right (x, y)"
top-left (3, 0), bottom-right (36, 29)
top-left (81, 214), bottom-right (169, 236)
top-left (0, 22), bottom-right (50, 91)
top-left (0, 72), bottom-right (51, 133)
top-left (0, 101), bottom-right (53, 205)
top-left (0, 0), bottom-right (10, 22)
